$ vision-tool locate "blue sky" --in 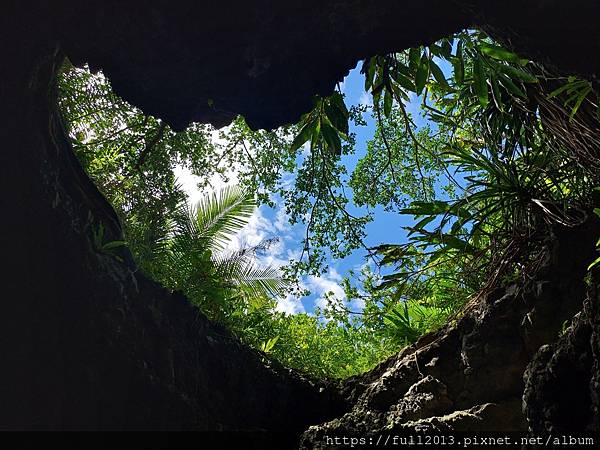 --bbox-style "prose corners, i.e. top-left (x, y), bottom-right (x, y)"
top-left (175, 63), bottom-right (429, 315)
